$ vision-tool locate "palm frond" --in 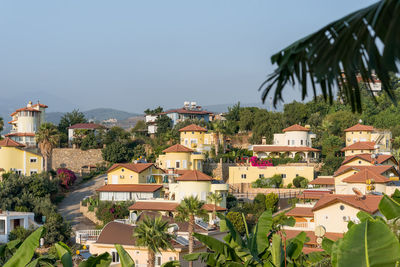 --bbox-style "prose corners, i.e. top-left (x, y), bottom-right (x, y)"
top-left (260, 0), bottom-right (400, 112)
